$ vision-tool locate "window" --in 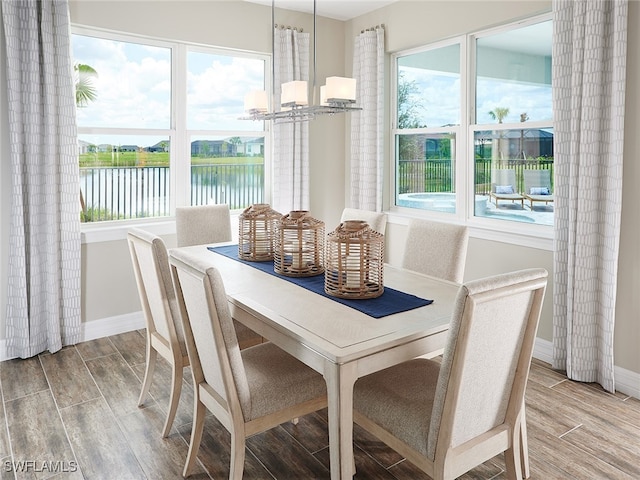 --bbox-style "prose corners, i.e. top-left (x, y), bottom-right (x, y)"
top-left (73, 29), bottom-right (268, 223)
top-left (392, 15), bottom-right (553, 228)
top-left (394, 41), bottom-right (461, 214)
